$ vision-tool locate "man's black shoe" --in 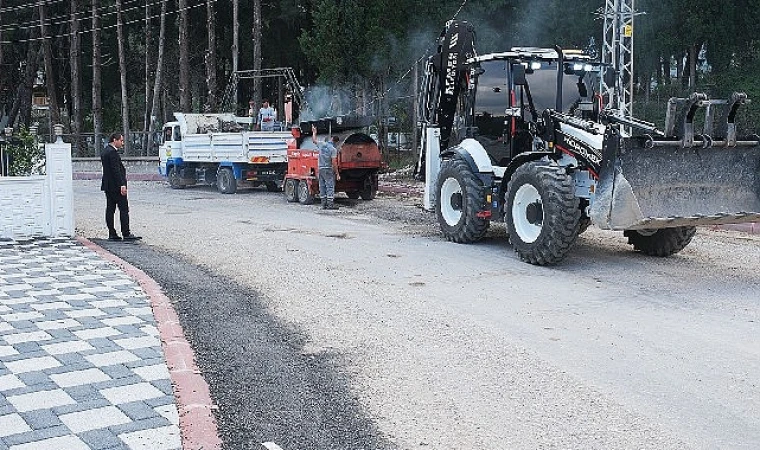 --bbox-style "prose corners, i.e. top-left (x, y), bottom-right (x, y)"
top-left (108, 235), bottom-right (122, 241)
top-left (123, 234), bottom-right (142, 241)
